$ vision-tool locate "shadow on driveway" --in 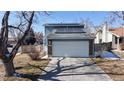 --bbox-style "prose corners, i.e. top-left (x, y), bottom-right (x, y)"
top-left (39, 58), bottom-right (114, 81)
